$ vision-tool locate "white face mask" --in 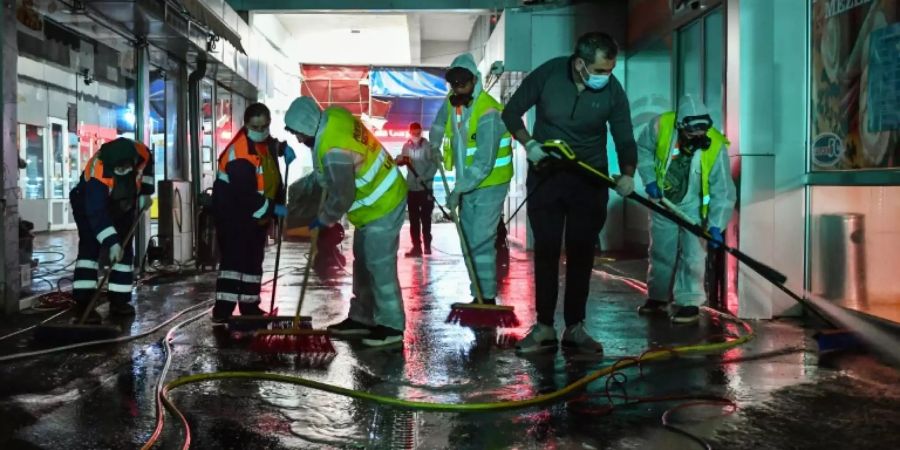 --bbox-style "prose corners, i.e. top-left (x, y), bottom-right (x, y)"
top-left (247, 128), bottom-right (270, 142)
top-left (411, 136), bottom-right (422, 145)
top-left (113, 166), bottom-right (133, 176)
